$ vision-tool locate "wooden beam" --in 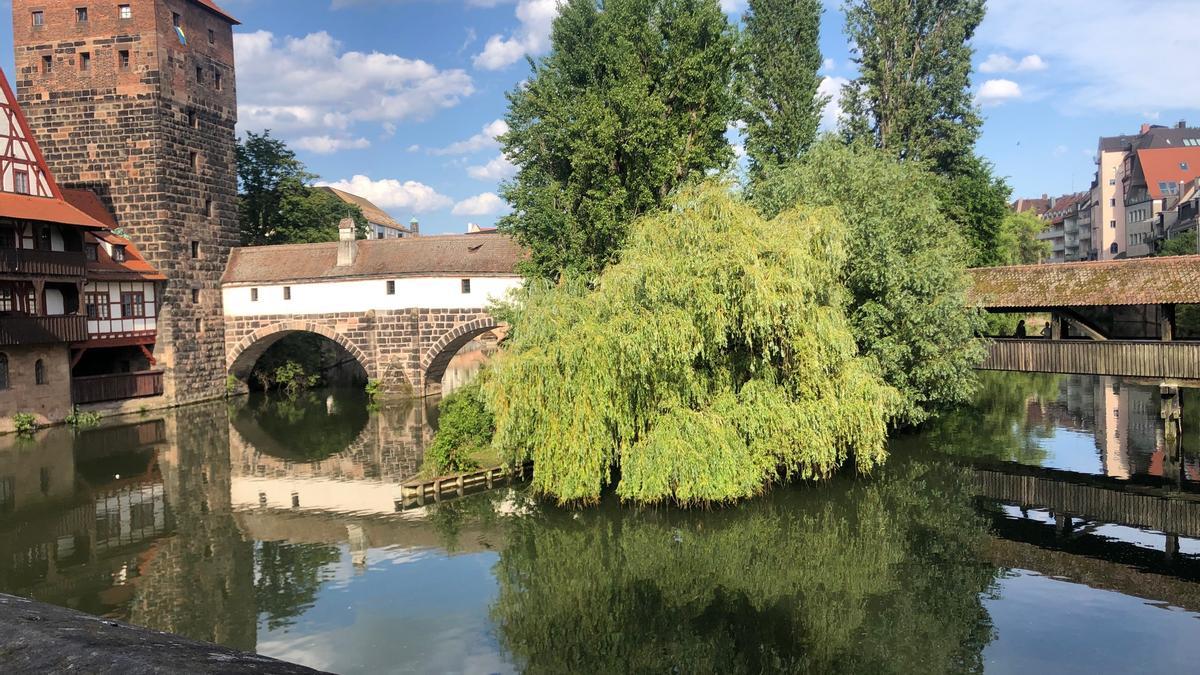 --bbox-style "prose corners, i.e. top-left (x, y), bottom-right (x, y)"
top-left (70, 348), bottom-right (87, 368)
top-left (138, 343), bottom-right (157, 366)
top-left (1161, 304), bottom-right (1176, 342)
